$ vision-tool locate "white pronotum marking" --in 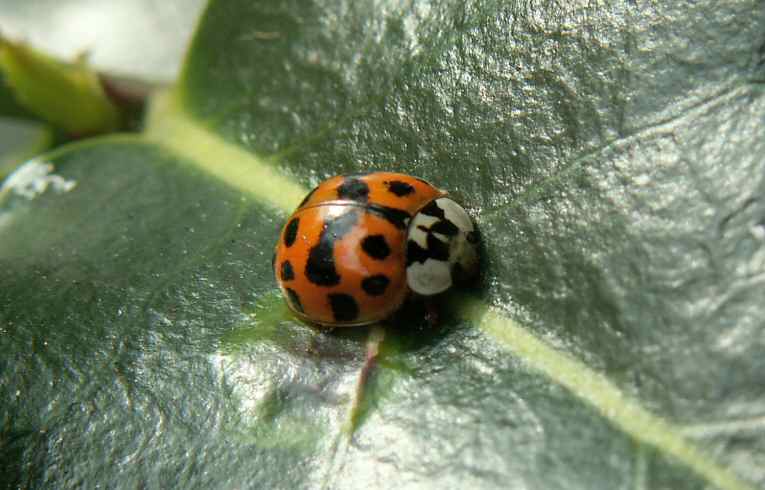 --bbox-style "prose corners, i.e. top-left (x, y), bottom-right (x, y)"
top-left (437, 197), bottom-right (474, 233)
top-left (408, 213), bottom-right (438, 249)
top-left (407, 258), bottom-right (452, 295)
top-left (406, 197), bottom-right (479, 296)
